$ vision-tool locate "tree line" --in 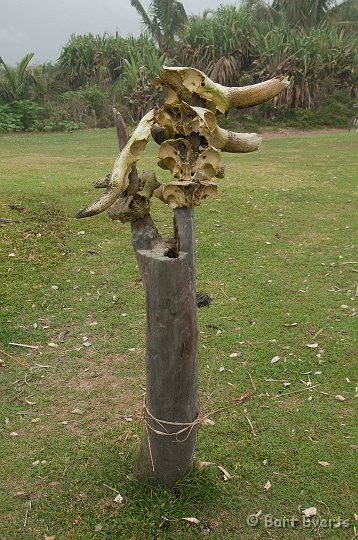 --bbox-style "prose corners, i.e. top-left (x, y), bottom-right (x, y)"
top-left (0, 0), bottom-right (357, 132)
